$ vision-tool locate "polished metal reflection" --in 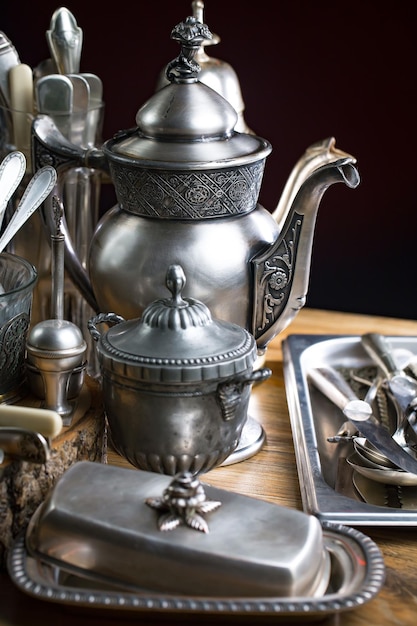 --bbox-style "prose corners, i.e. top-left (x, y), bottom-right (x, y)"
top-left (25, 461), bottom-right (334, 598)
top-left (89, 265), bottom-right (271, 475)
top-left (282, 333), bottom-right (417, 525)
top-left (26, 197), bottom-right (86, 424)
top-left (33, 12), bottom-right (360, 360)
